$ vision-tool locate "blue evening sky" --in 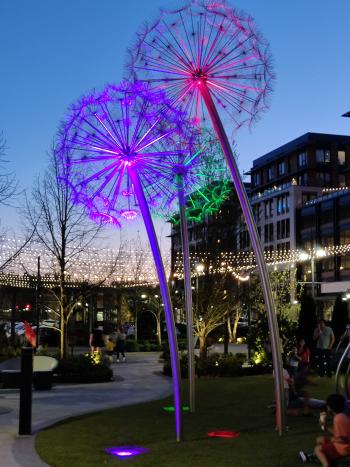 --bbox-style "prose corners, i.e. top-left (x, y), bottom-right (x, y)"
top-left (1, 0), bottom-right (350, 247)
